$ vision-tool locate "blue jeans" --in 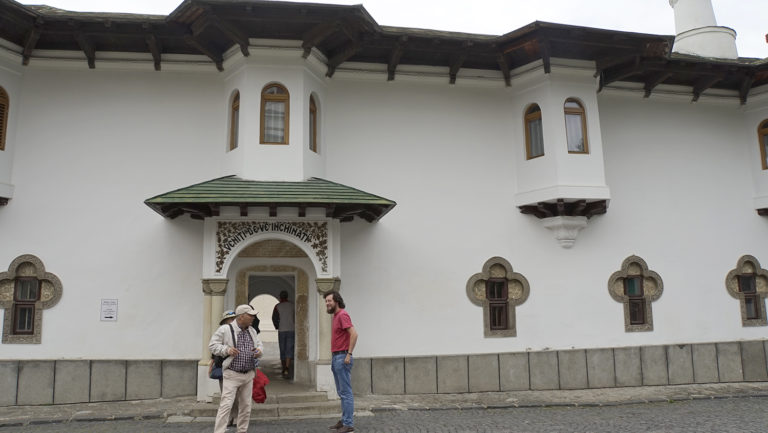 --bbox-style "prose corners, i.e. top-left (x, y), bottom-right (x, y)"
top-left (331, 353), bottom-right (354, 427)
top-left (278, 331), bottom-right (295, 359)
